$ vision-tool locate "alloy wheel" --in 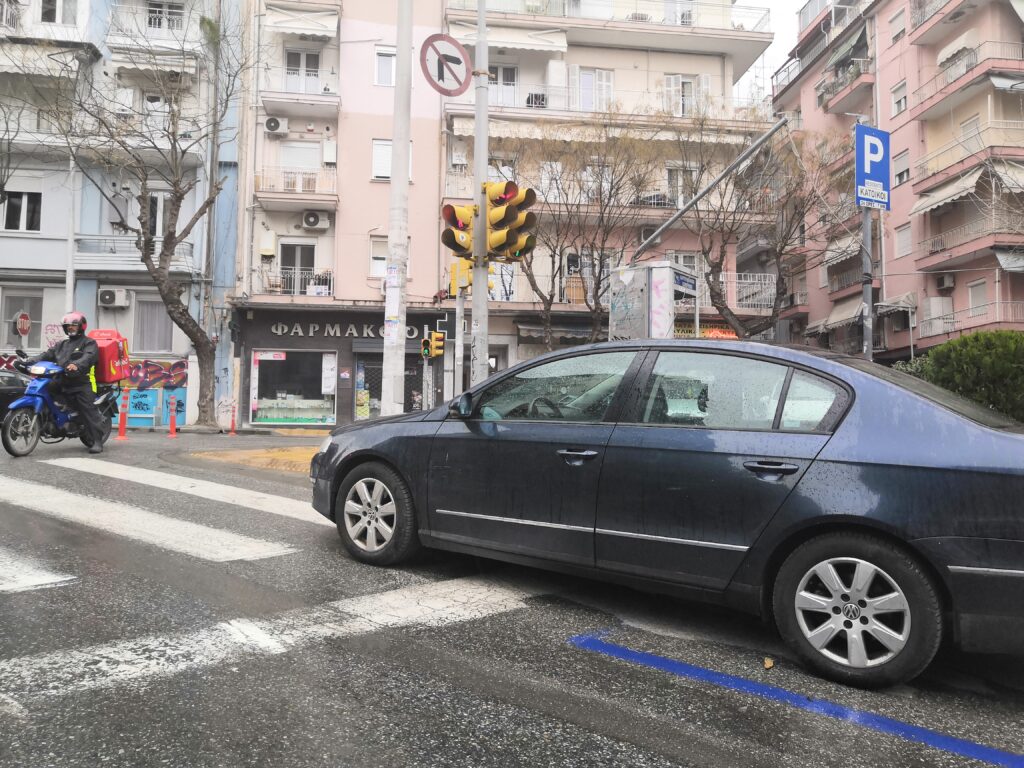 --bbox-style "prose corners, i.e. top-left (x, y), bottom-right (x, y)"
top-left (342, 478), bottom-right (397, 553)
top-left (792, 557), bottom-right (911, 668)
